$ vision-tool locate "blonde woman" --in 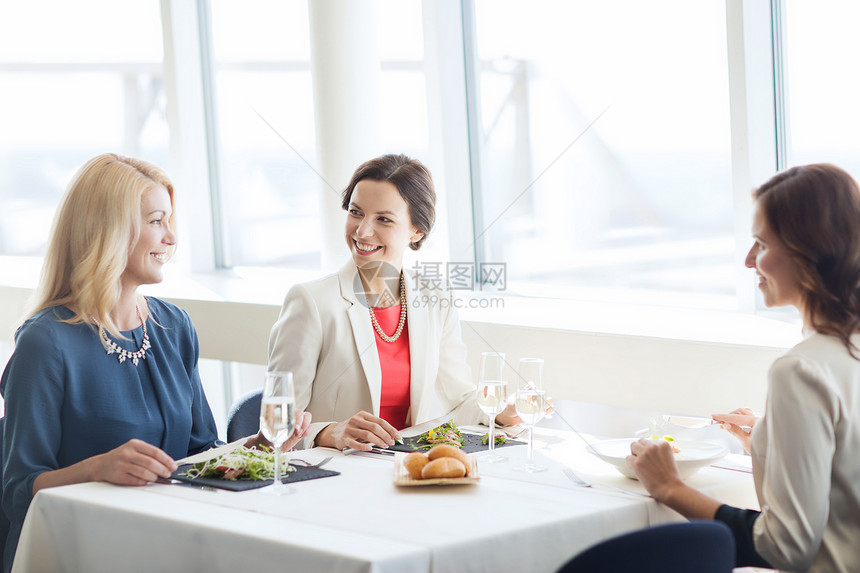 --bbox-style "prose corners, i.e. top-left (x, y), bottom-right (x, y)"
top-left (0, 154), bottom-right (310, 572)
